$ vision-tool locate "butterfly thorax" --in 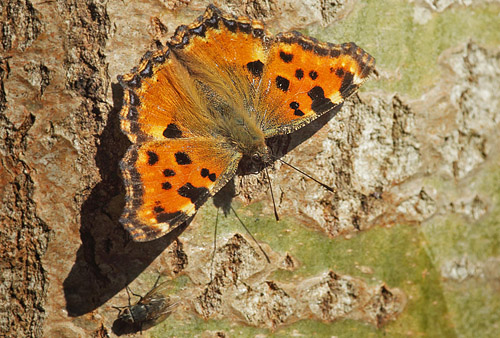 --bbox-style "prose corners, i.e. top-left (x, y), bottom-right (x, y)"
top-left (198, 79), bottom-right (269, 161)
top-left (221, 111), bottom-right (273, 174)
top-left (226, 115), bottom-right (268, 159)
